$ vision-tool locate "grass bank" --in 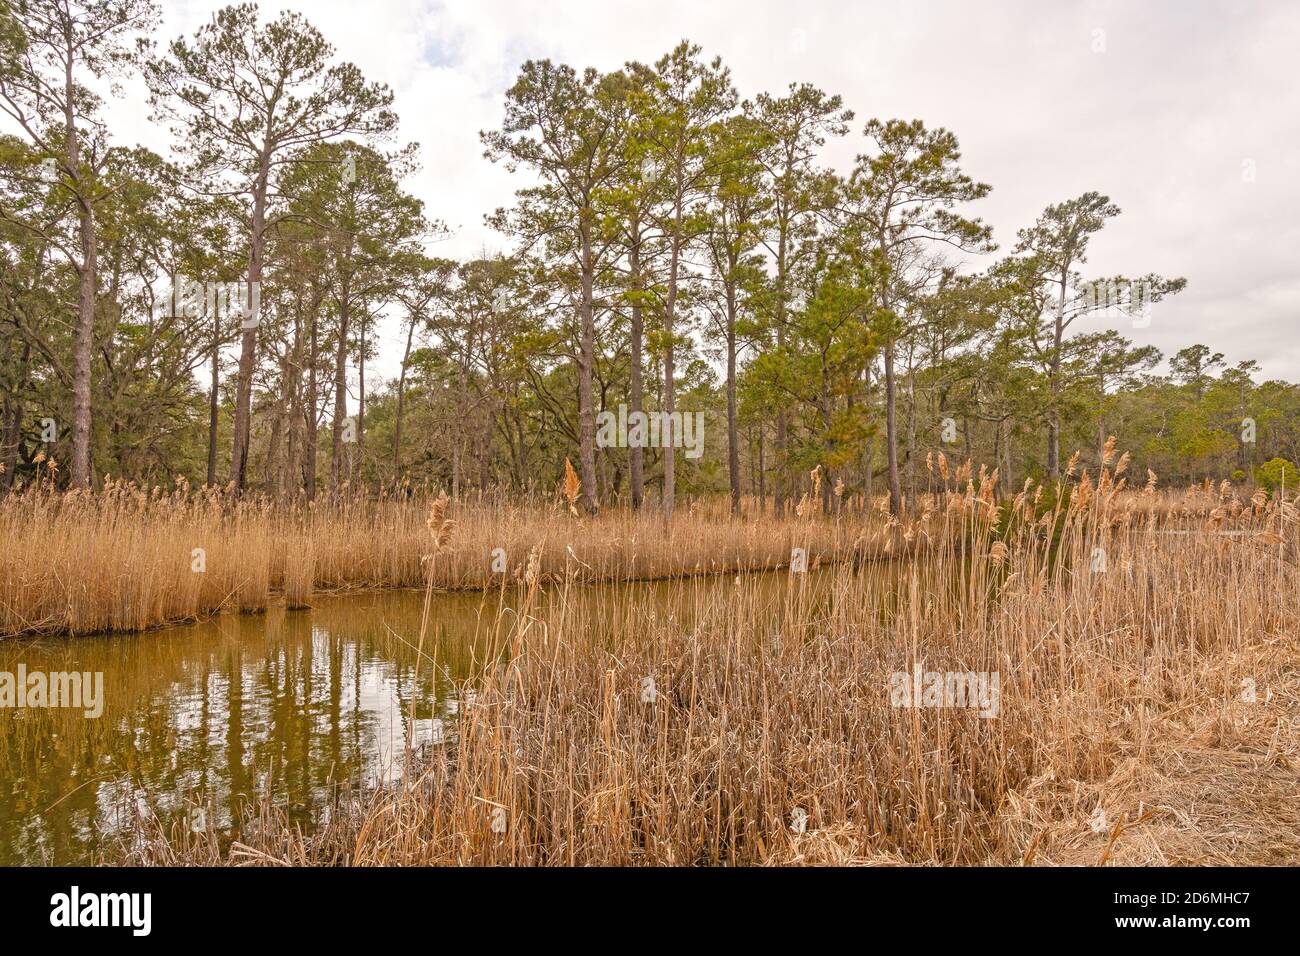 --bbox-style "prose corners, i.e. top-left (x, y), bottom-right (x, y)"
top-left (3, 480), bottom-right (892, 638)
